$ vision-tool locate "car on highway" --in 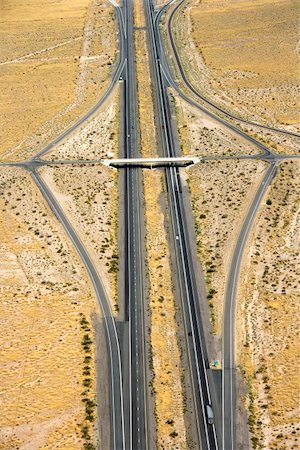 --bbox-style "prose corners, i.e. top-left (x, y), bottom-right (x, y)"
top-left (206, 404), bottom-right (214, 425)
